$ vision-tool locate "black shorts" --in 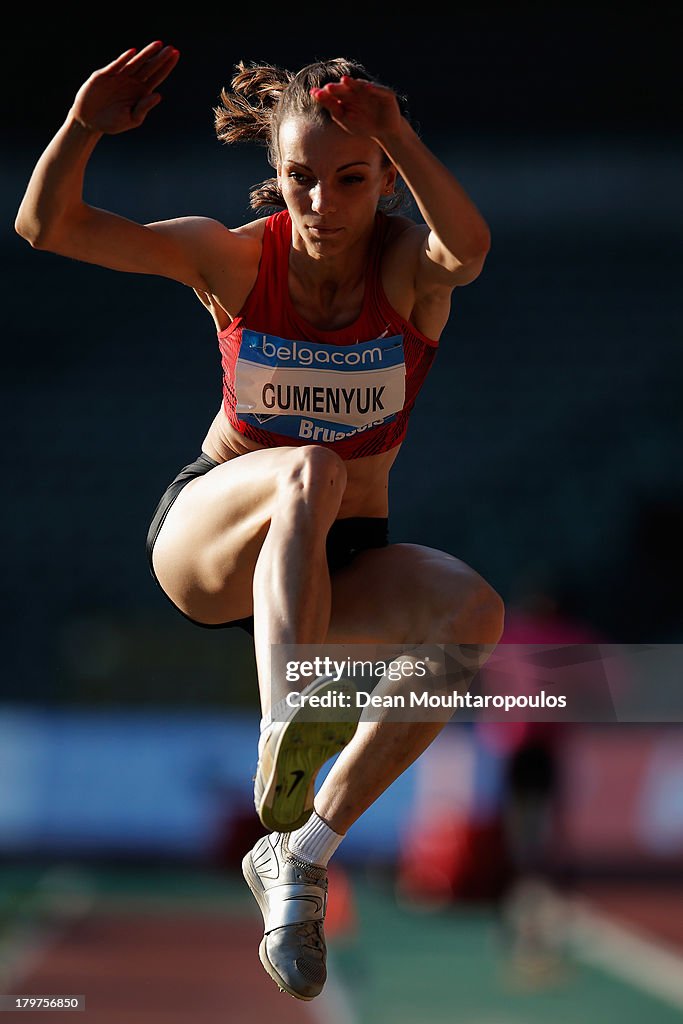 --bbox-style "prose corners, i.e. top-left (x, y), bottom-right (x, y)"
top-left (146, 452), bottom-right (390, 635)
